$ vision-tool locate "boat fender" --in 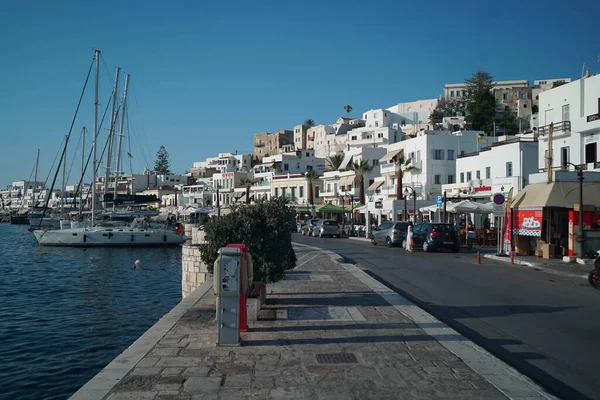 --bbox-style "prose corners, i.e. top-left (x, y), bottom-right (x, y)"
top-left (163, 234), bottom-right (167, 243)
top-left (133, 260), bottom-right (140, 269)
top-left (83, 234), bottom-right (86, 243)
top-left (176, 223), bottom-right (184, 235)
